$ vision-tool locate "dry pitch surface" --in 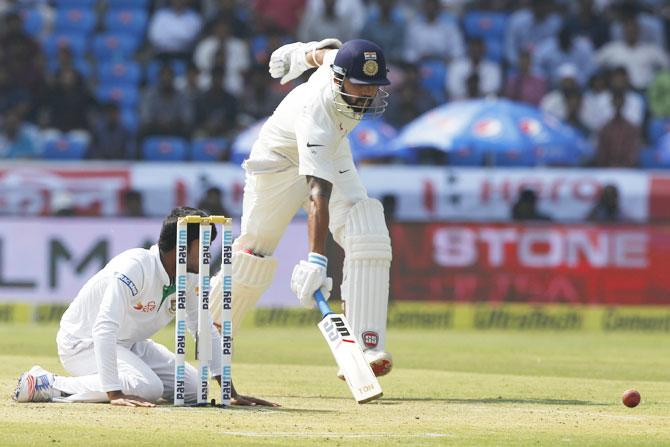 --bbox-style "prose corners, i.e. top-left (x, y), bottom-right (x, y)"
top-left (1, 322), bottom-right (669, 446)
